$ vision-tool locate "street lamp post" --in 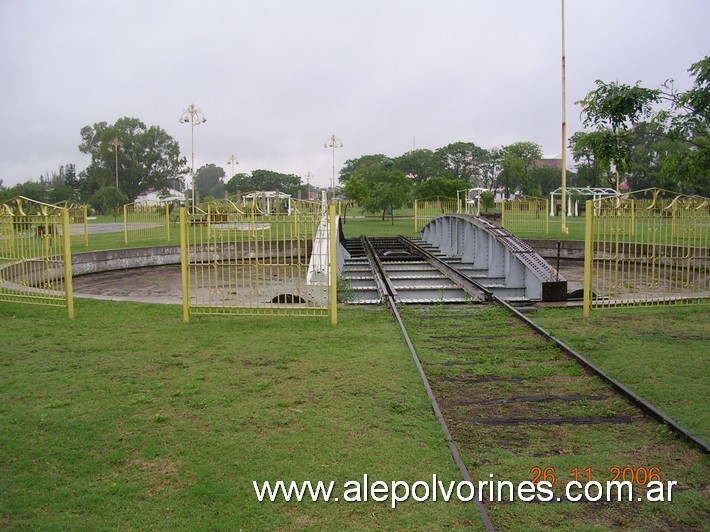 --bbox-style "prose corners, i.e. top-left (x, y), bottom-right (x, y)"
top-left (227, 154), bottom-right (239, 180)
top-left (323, 134), bottom-right (342, 202)
top-left (109, 138), bottom-right (123, 189)
top-left (305, 171), bottom-right (312, 200)
top-left (179, 104), bottom-right (206, 213)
